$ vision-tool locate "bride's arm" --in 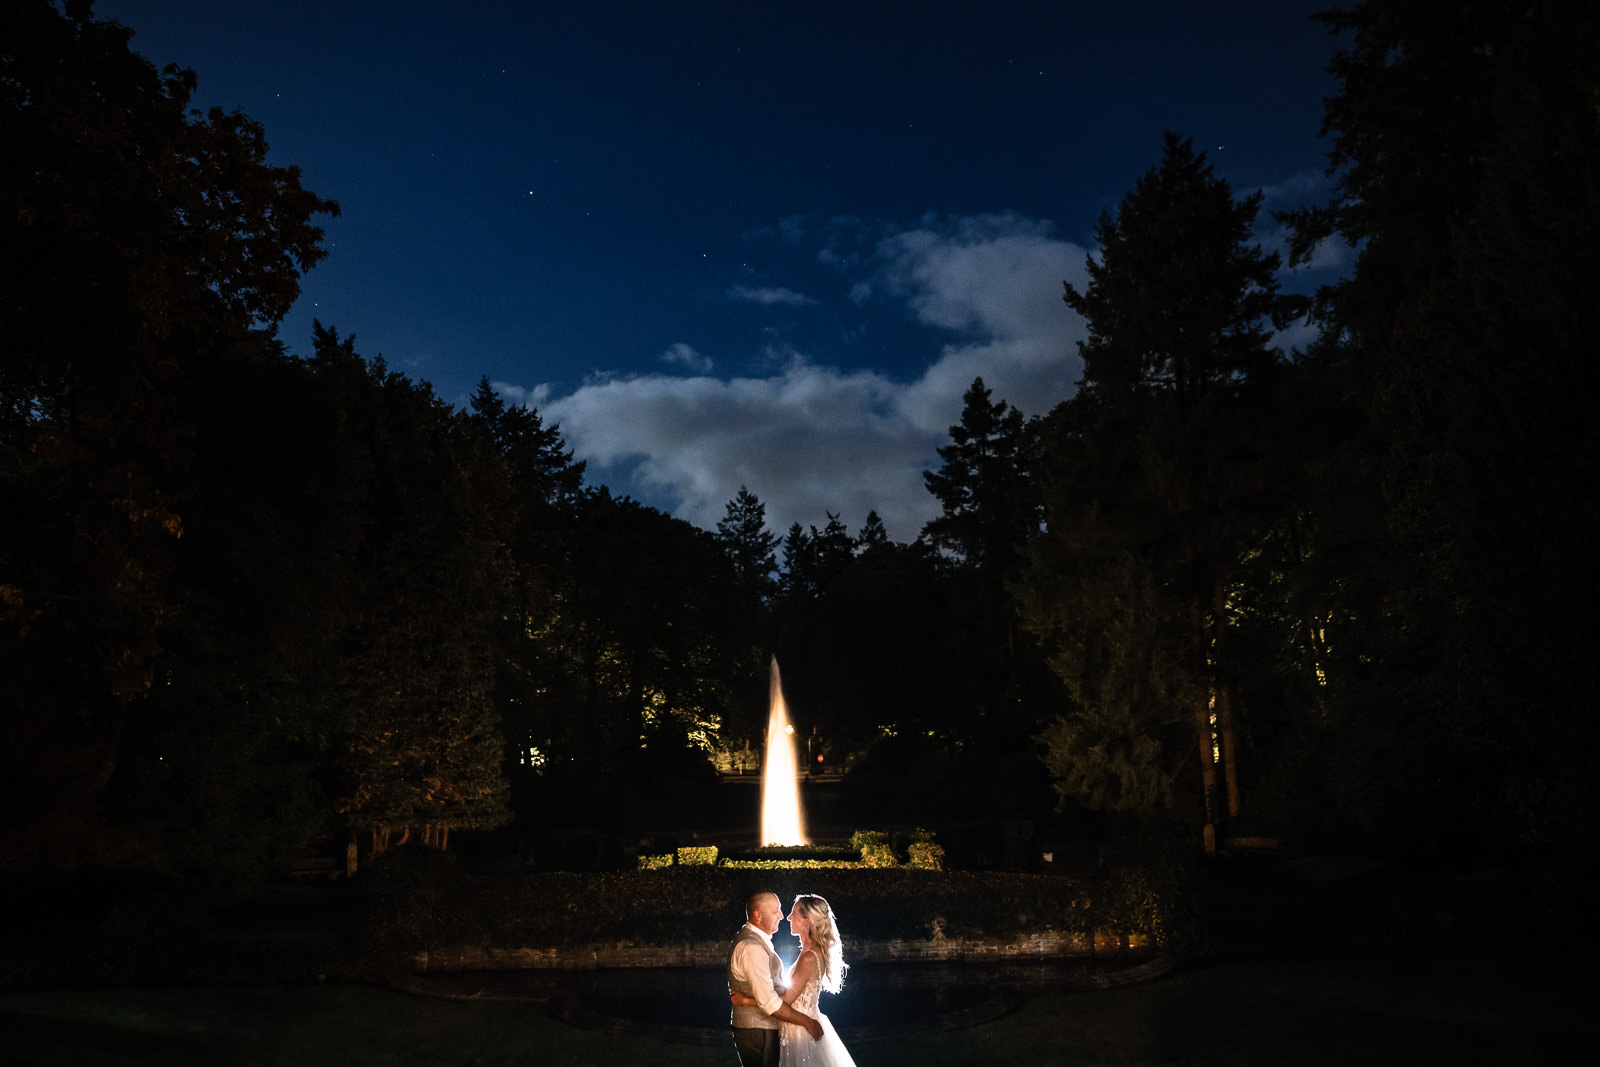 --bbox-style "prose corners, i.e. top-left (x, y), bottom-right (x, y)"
top-left (776, 950), bottom-right (819, 1007)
